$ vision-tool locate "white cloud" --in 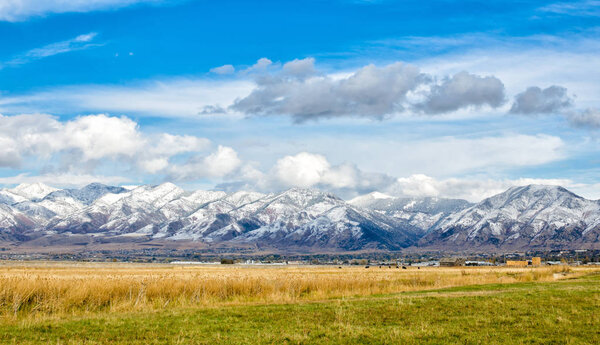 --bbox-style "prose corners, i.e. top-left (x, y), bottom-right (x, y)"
top-left (167, 145), bottom-right (242, 181)
top-left (0, 0), bottom-right (161, 22)
top-left (210, 64), bottom-right (235, 75)
top-left (0, 113), bottom-right (212, 175)
top-left (273, 152), bottom-right (330, 187)
top-left (218, 150), bottom-right (581, 202)
top-left (225, 152), bottom-right (394, 197)
top-left (203, 146), bottom-right (242, 177)
top-left (62, 115), bottom-right (144, 160)
top-left (243, 57), bottom-right (273, 73)
top-left (1, 32), bottom-right (100, 69)
top-left (0, 116), bottom-right (584, 201)
top-left (282, 57), bottom-right (317, 78)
